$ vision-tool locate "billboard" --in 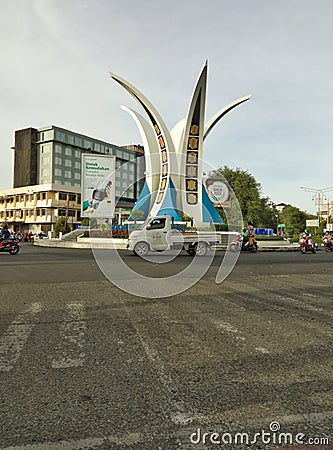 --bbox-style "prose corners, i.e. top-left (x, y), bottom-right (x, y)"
top-left (306, 219), bottom-right (319, 227)
top-left (203, 178), bottom-right (230, 206)
top-left (81, 154), bottom-right (116, 218)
